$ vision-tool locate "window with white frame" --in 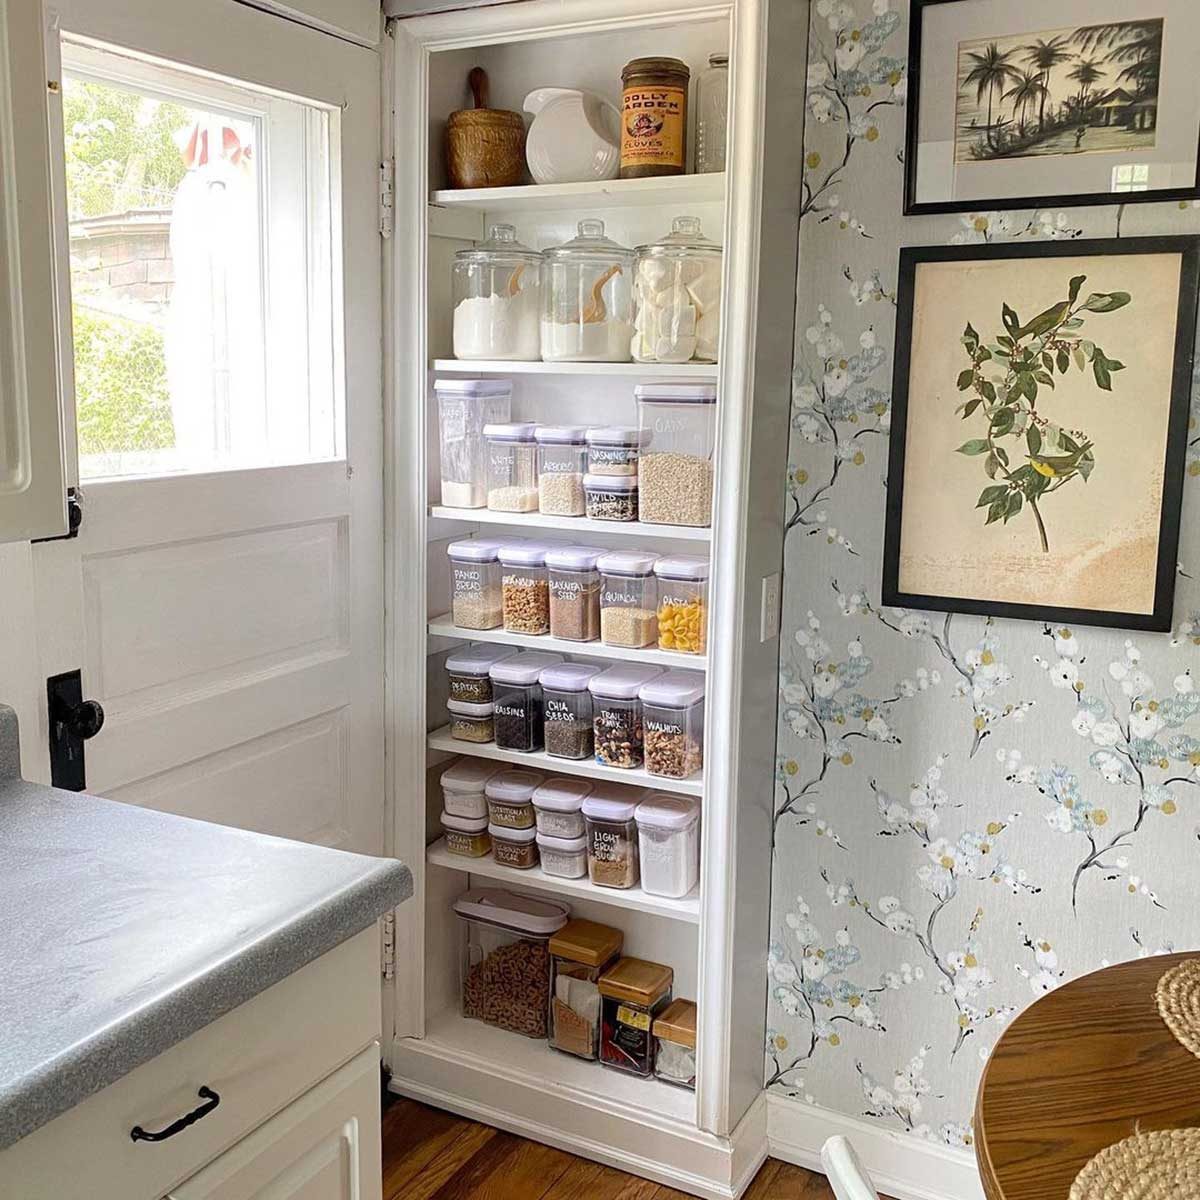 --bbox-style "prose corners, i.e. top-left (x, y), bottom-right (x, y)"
top-left (62, 40), bottom-right (342, 481)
